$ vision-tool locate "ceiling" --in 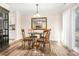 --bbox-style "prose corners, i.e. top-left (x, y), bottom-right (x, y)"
top-left (7, 3), bottom-right (65, 15)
